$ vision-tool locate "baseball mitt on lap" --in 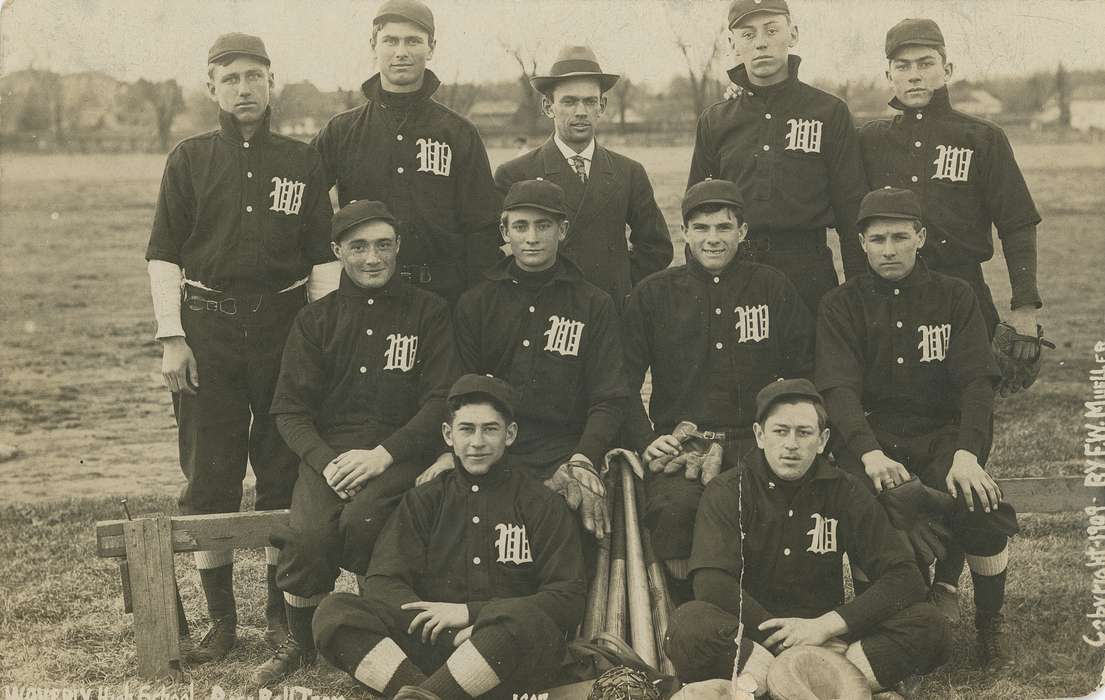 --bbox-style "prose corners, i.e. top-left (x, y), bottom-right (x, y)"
top-left (991, 322), bottom-right (1055, 397)
top-left (767, 646), bottom-right (872, 700)
top-left (878, 478), bottom-right (956, 566)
